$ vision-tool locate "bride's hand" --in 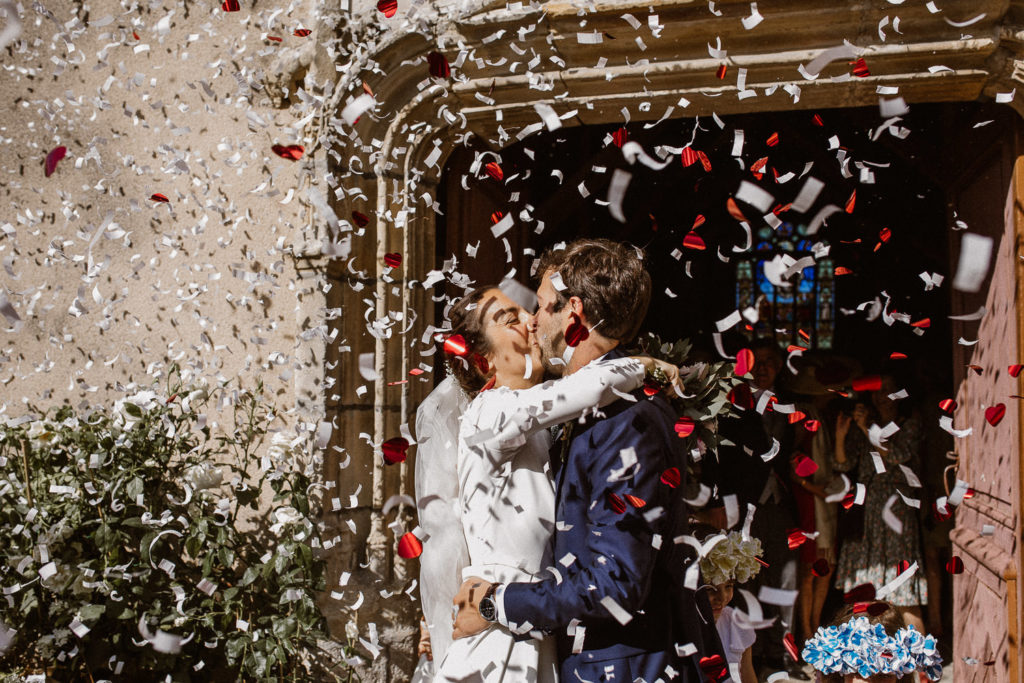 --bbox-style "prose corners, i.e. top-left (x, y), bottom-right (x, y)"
top-left (633, 356), bottom-right (685, 397)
